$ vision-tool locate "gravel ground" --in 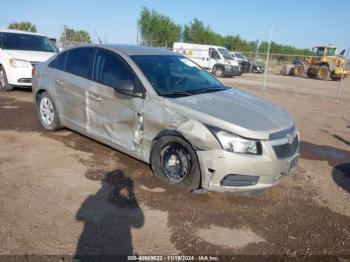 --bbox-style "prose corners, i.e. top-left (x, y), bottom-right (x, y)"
top-left (0, 75), bottom-right (349, 257)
